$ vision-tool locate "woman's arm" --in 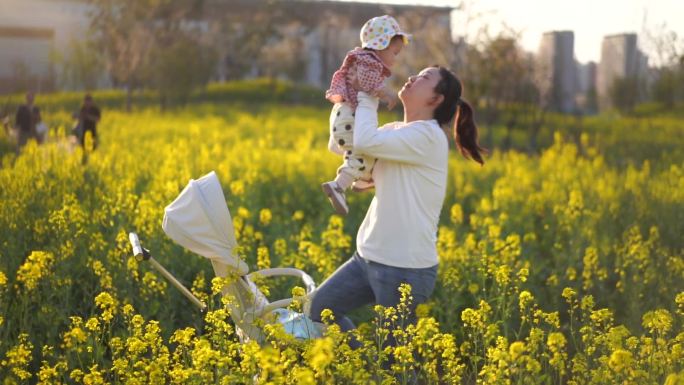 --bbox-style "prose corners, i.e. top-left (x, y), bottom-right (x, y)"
top-left (353, 92), bottom-right (440, 165)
